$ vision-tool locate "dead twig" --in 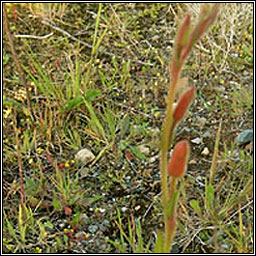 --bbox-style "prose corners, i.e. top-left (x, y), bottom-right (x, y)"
top-left (14, 32), bottom-right (54, 40)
